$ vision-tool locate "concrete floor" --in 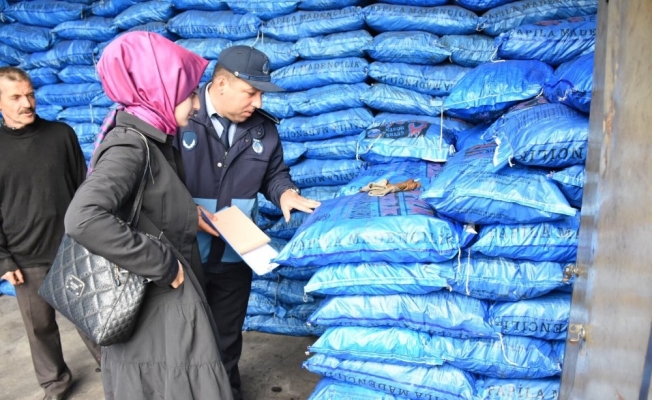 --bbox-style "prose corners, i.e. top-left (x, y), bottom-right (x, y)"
top-left (0, 295), bottom-right (322, 400)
